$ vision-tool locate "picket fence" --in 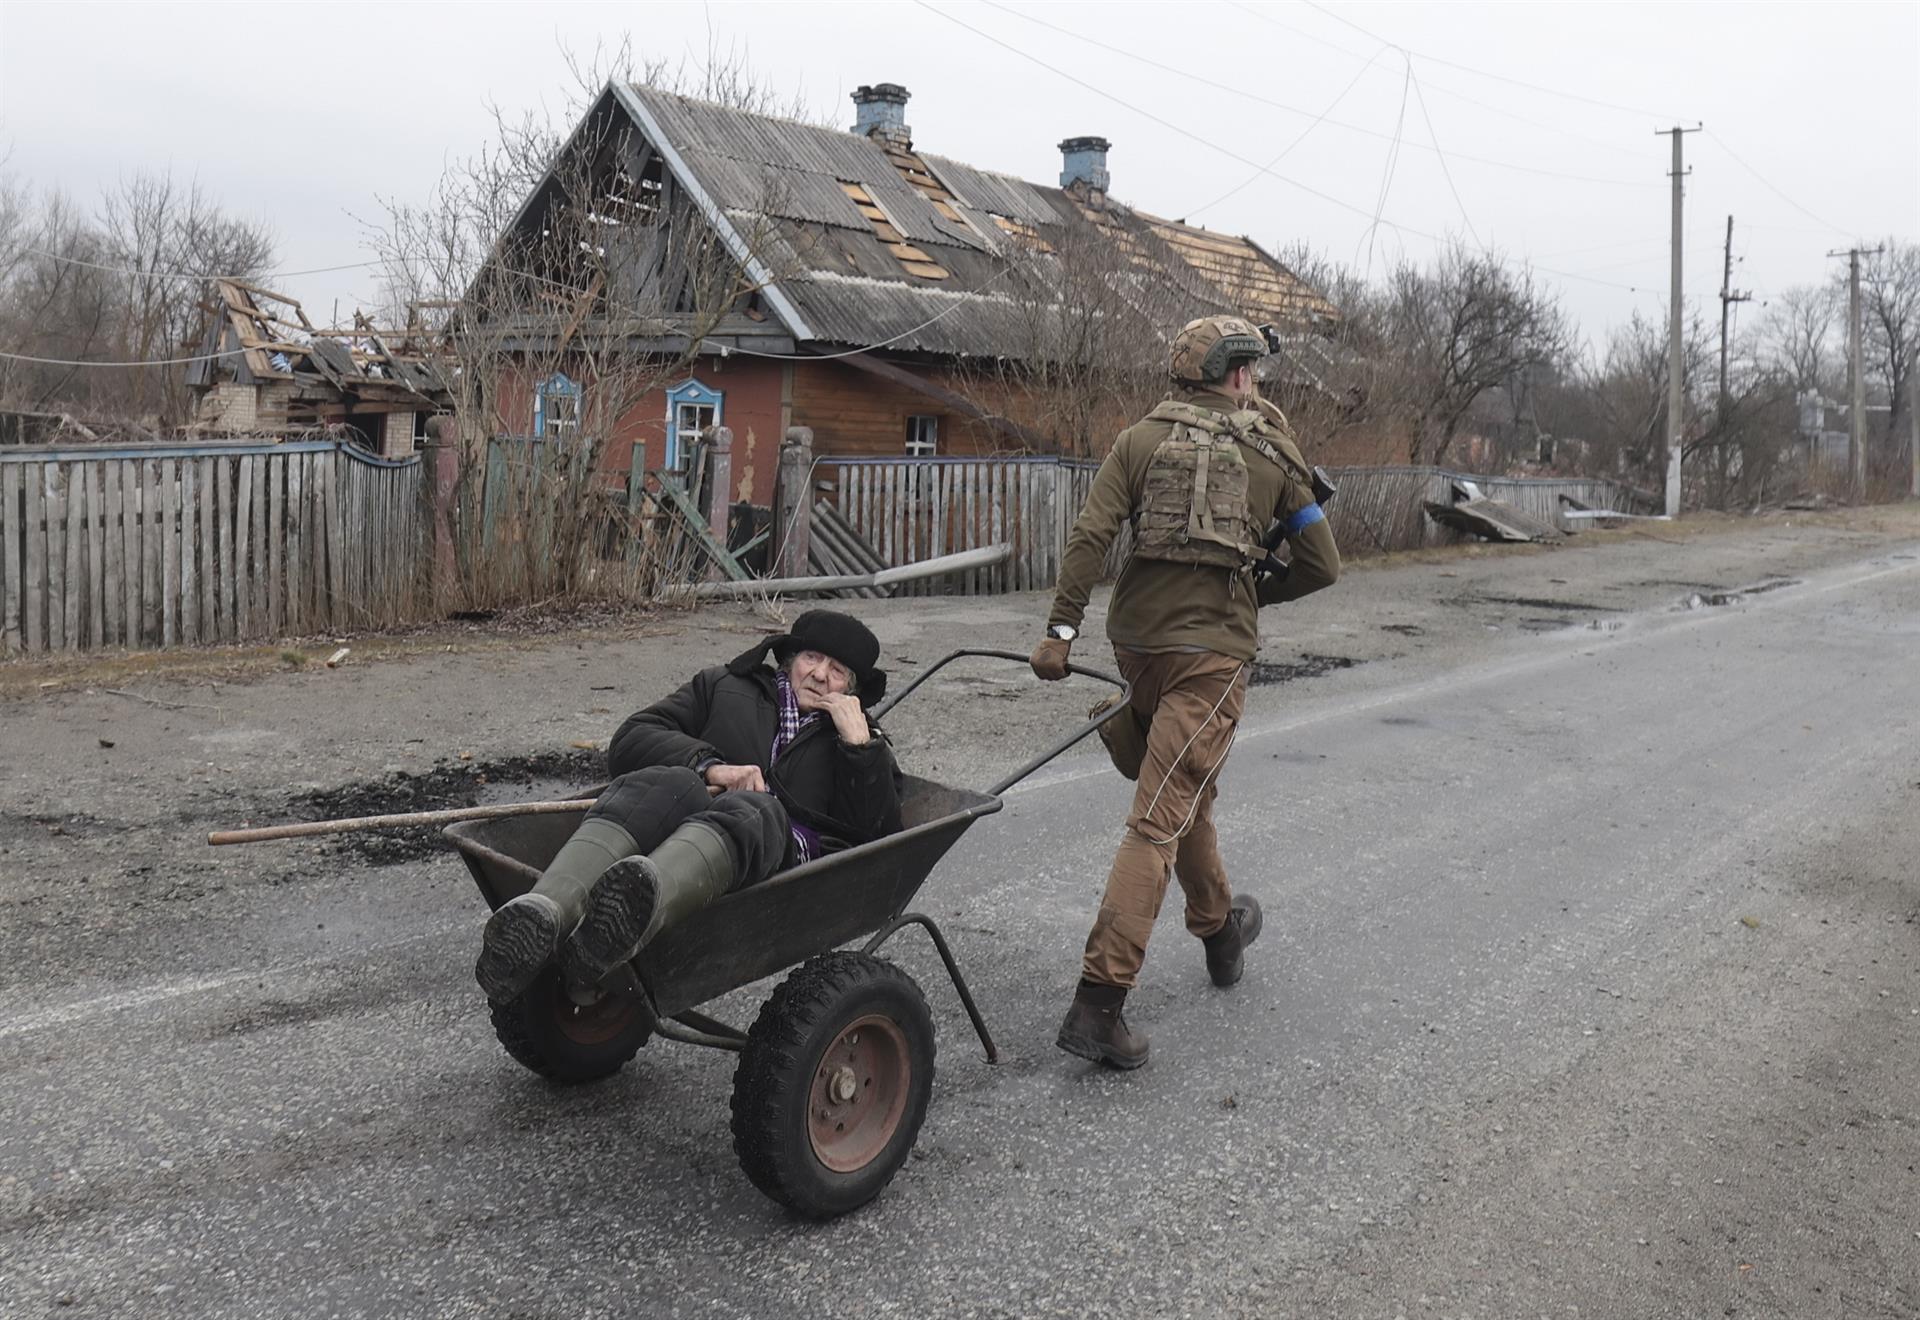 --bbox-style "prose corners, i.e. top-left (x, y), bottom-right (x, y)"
top-left (819, 456), bottom-right (1651, 594)
top-left (0, 440), bottom-right (423, 656)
